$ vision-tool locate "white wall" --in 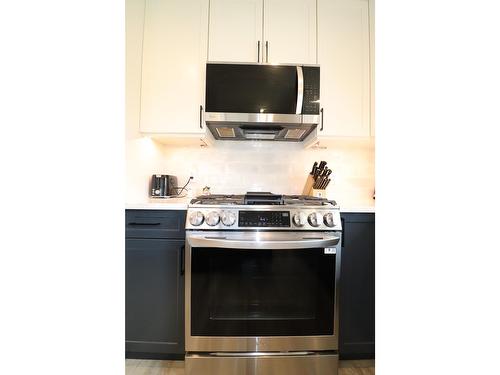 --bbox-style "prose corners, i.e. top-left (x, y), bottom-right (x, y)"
top-left (126, 0), bottom-right (166, 203)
